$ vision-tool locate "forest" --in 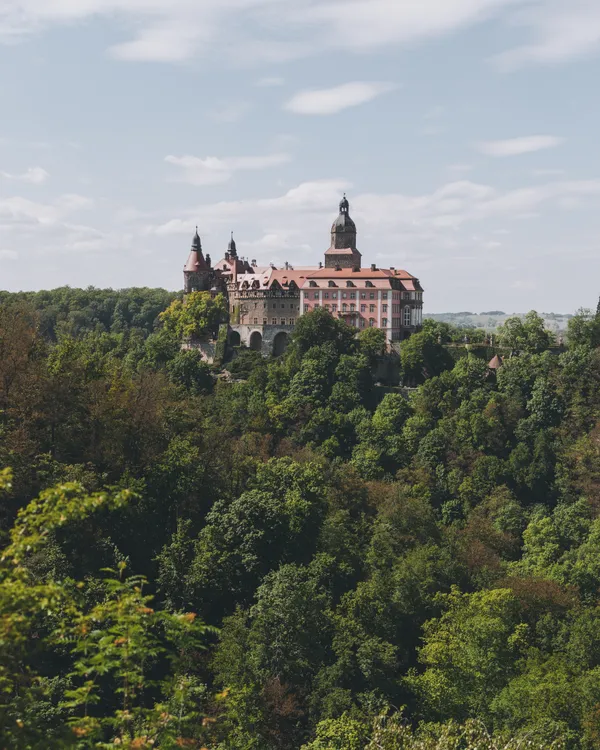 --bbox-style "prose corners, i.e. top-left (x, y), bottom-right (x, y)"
top-left (2, 286), bottom-right (600, 749)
